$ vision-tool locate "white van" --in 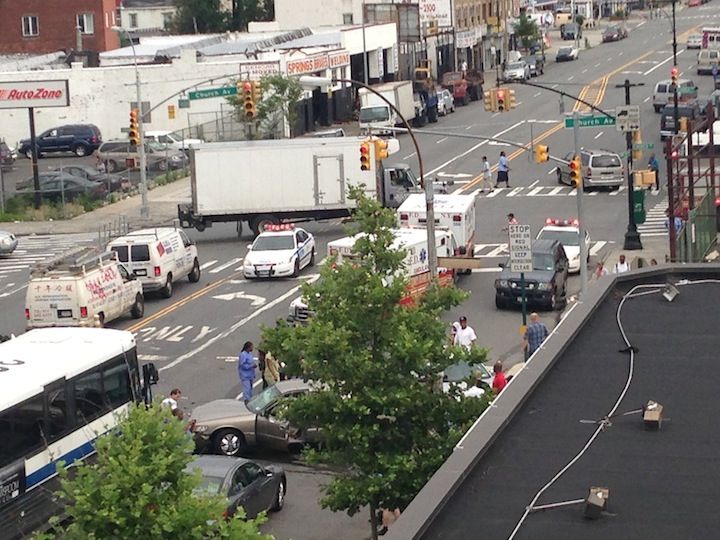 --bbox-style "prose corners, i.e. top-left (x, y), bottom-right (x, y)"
top-left (653, 79), bottom-right (698, 112)
top-left (697, 49), bottom-right (720, 75)
top-left (107, 228), bottom-right (200, 298)
top-left (144, 130), bottom-right (204, 155)
top-left (25, 249), bottom-right (144, 328)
